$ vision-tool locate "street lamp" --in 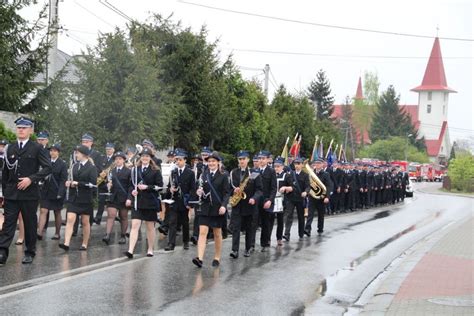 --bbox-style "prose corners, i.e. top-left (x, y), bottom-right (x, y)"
top-left (405, 134), bottom-right (413, 162)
